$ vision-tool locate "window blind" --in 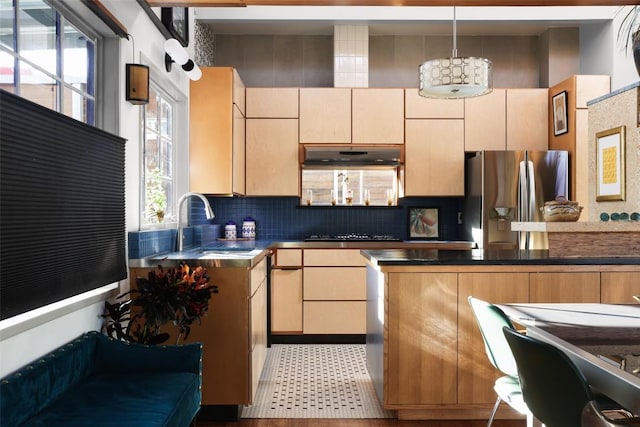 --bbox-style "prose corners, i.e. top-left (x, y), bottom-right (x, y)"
top-left (0, 90), bottom-right (127, 320)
